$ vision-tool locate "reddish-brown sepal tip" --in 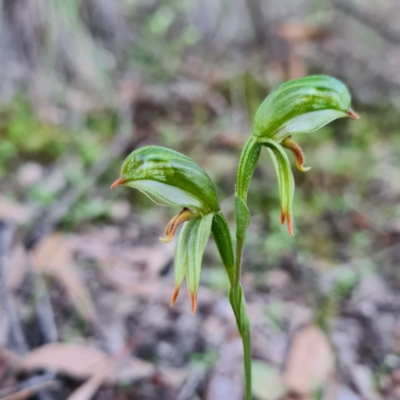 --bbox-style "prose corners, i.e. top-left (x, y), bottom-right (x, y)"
top-left (348, 109), bottom-right (360, 120)
top-left (110, 177), bottom-right (126, 189)
top-left (170, 287), bottom-right (180, 306)
top-left (281, 211), bottom-right (294, 235)
top-left (281, 210), bottom-right (286, 224)
top-left (287, 215), bottom-right (294, 236)
top-left (190, 294), bottom-right (197, 315)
